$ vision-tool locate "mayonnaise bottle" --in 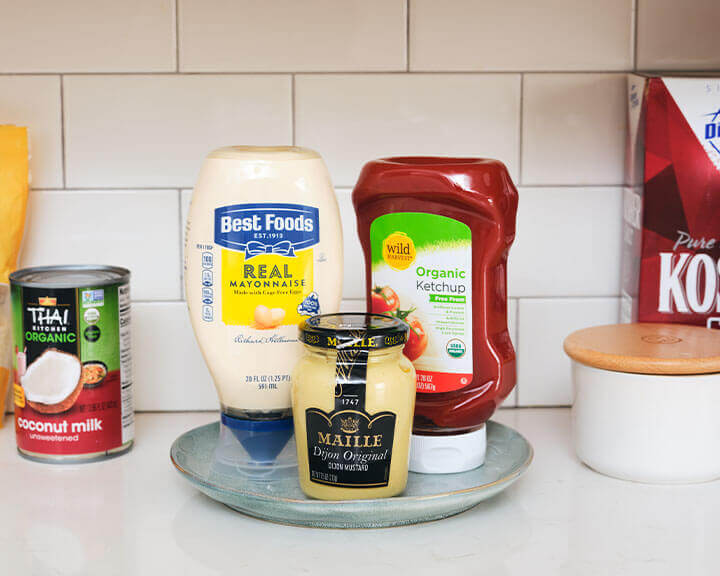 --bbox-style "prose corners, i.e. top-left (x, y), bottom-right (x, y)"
top-left (185, 146), bottom-right (343, 461)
